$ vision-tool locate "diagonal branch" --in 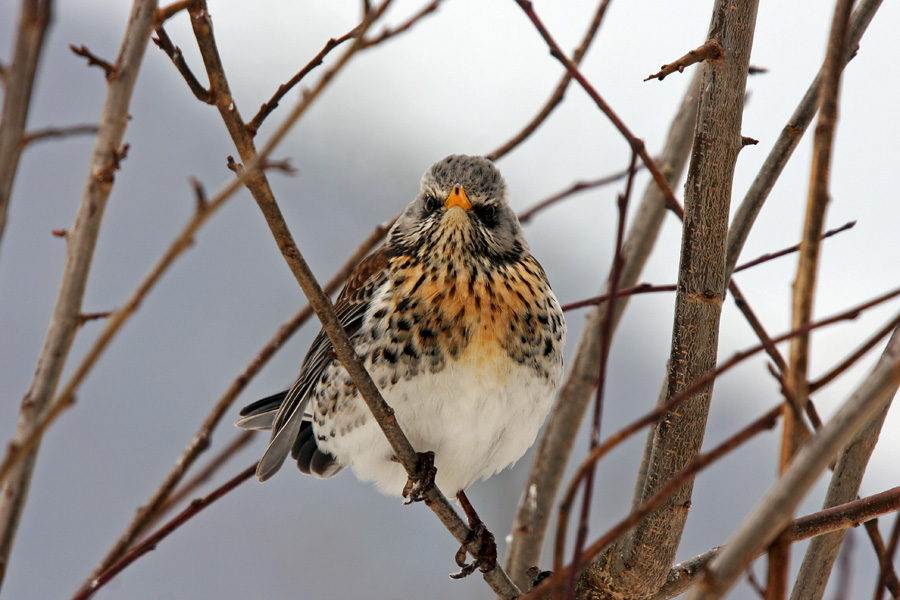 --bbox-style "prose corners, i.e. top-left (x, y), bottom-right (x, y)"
top-left (688, 325), bottom-right (900, 600)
